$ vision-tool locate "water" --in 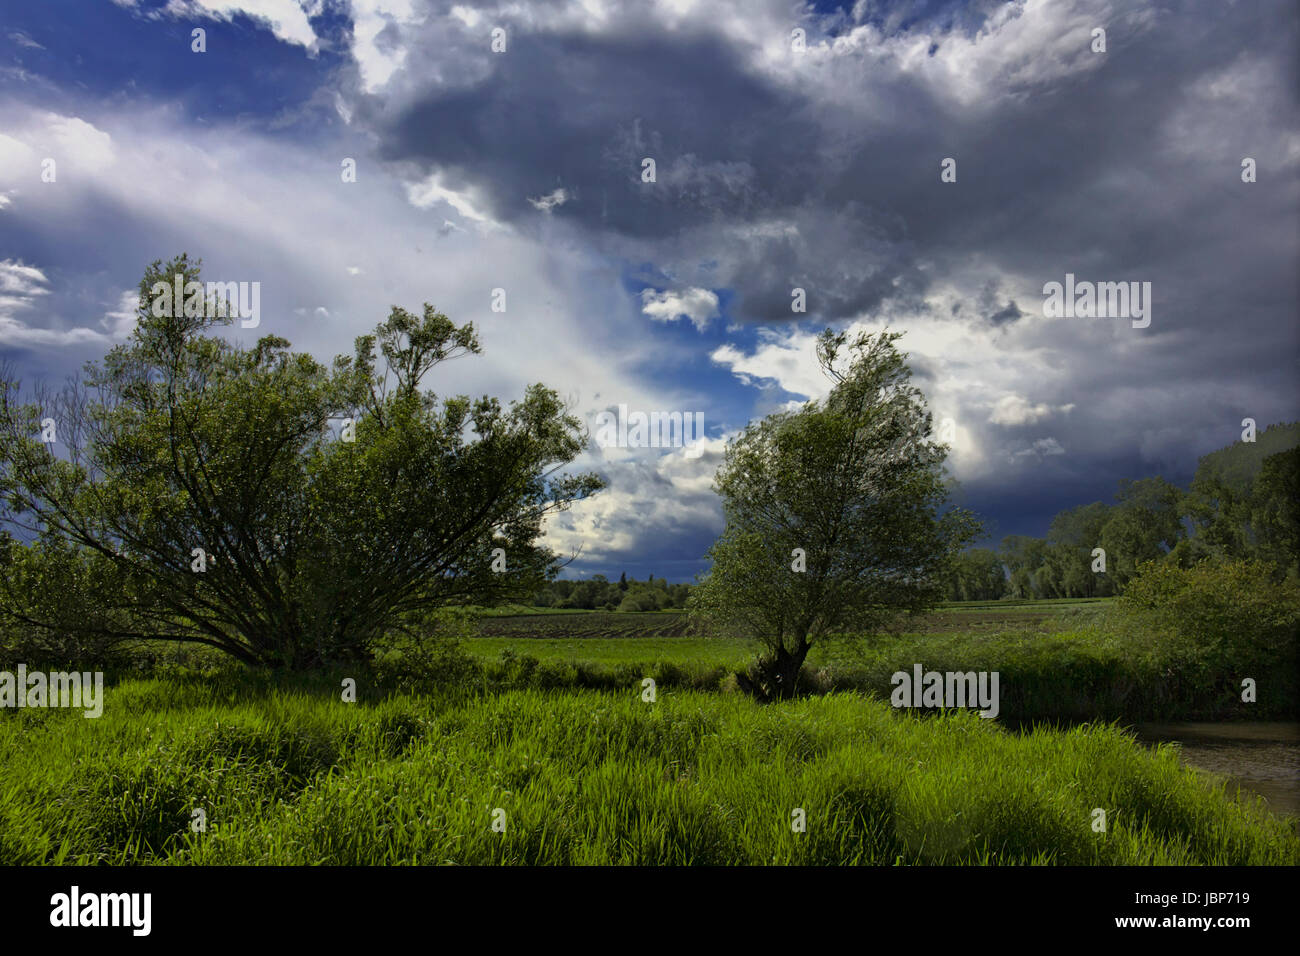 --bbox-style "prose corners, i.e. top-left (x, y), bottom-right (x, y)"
top-left (1130, 722), bottom-right (1300, 821)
